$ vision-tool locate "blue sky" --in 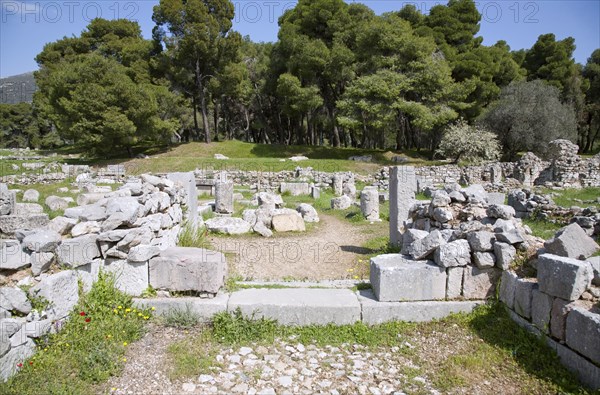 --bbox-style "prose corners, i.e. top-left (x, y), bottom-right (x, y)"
top-left (1, 0), bottom-right (599, 78)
